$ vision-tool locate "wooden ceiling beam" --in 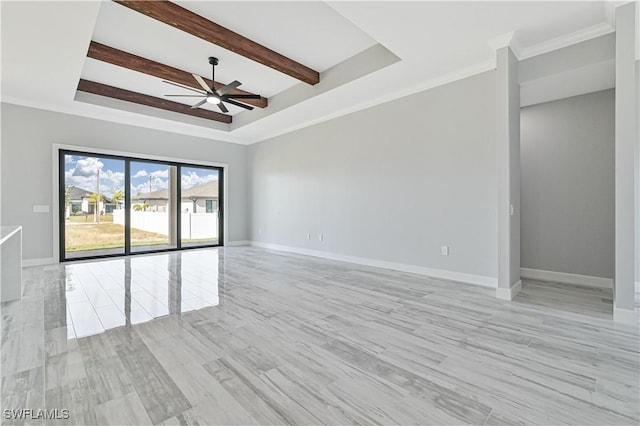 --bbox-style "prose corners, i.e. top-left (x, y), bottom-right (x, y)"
top-left (87, 41), bottom-right (267, 108)
top-left (77, 79), bottom-right (232, 124)
top-left (114, 0), bottom-right (320, 85)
